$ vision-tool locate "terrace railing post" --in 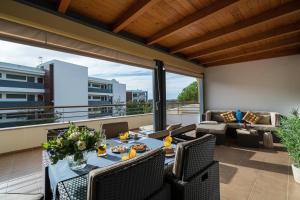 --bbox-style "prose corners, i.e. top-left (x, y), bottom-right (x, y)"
top-left (153, 60), bottom-right (166, 131)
